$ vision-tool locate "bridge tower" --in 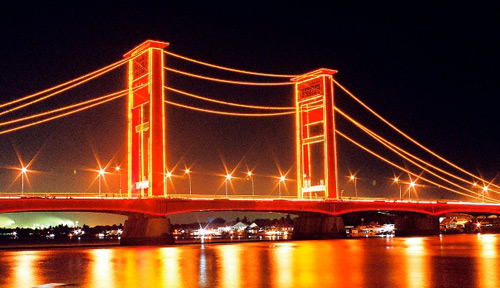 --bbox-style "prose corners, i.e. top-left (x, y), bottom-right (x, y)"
top-left (292, 69), bottom-right (339, 199)
top-left (124, 40), bottom-right (169, 198)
